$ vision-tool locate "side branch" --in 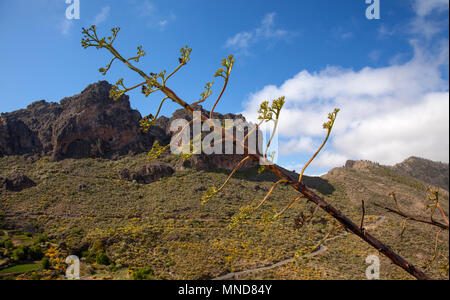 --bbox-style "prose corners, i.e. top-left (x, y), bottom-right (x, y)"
top-left (374, 203), bottom-right (449, 230)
